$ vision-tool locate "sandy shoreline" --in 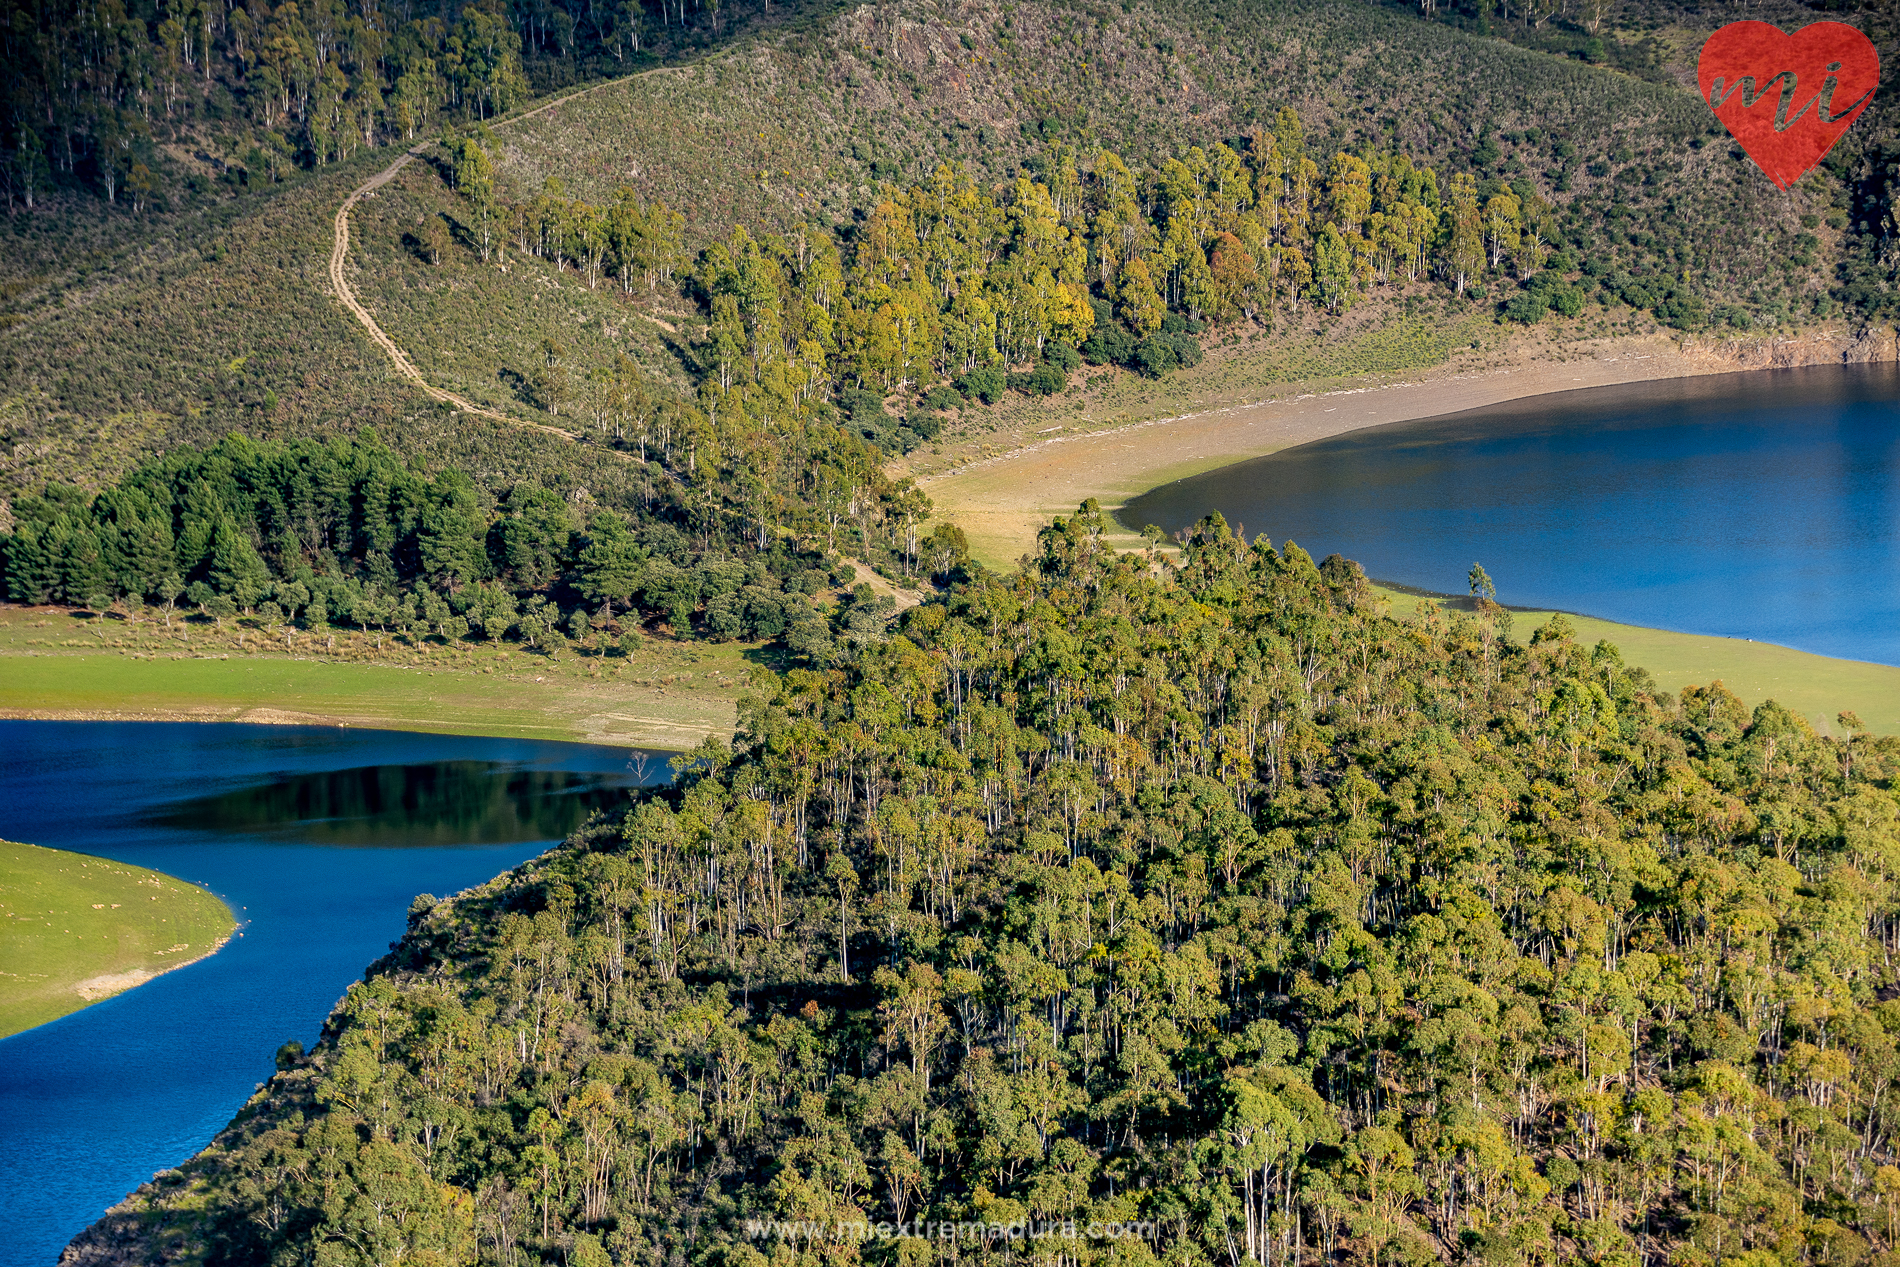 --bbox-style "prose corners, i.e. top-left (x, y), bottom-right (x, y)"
top-left (922, 327), bottom-right (1899, 567)
top-left (70, 932), bottom-right (234, 1004)
top-left (0, 706), bottom-right (356, 727)
top-left (0, 703), bottom-right (718, 750)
